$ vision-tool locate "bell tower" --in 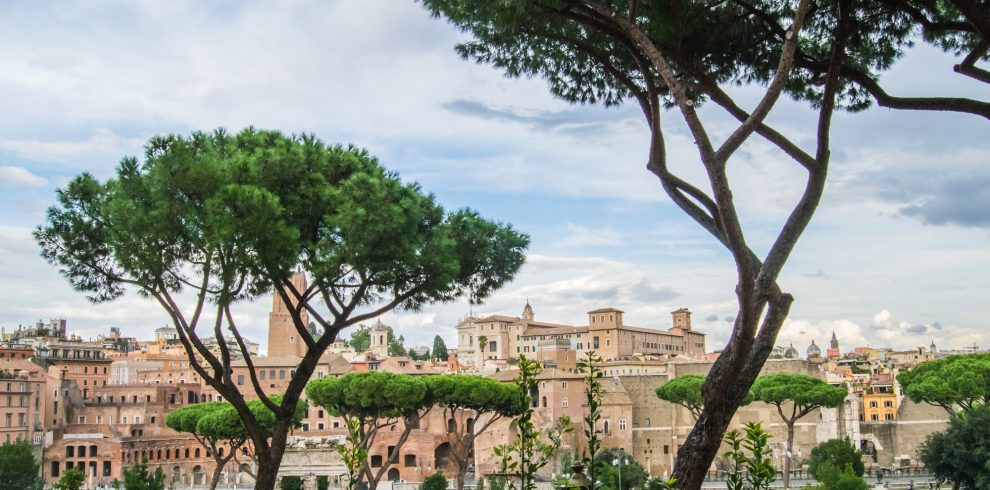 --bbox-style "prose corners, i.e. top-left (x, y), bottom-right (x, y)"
top-left (267, 271), bottom-right (309, 358)
top-left (369, 319), bottom-right (389, 357)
